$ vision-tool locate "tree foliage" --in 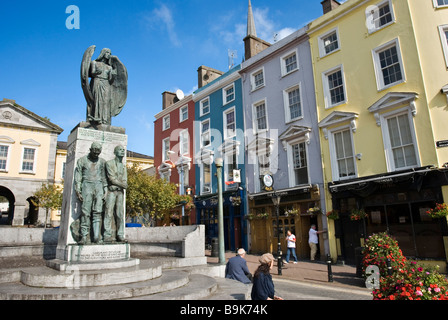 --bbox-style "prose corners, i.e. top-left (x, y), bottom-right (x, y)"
top-left (126, 164), bottom-right (192, 220)
top-left (31, 183), bottom-right (63, 226)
